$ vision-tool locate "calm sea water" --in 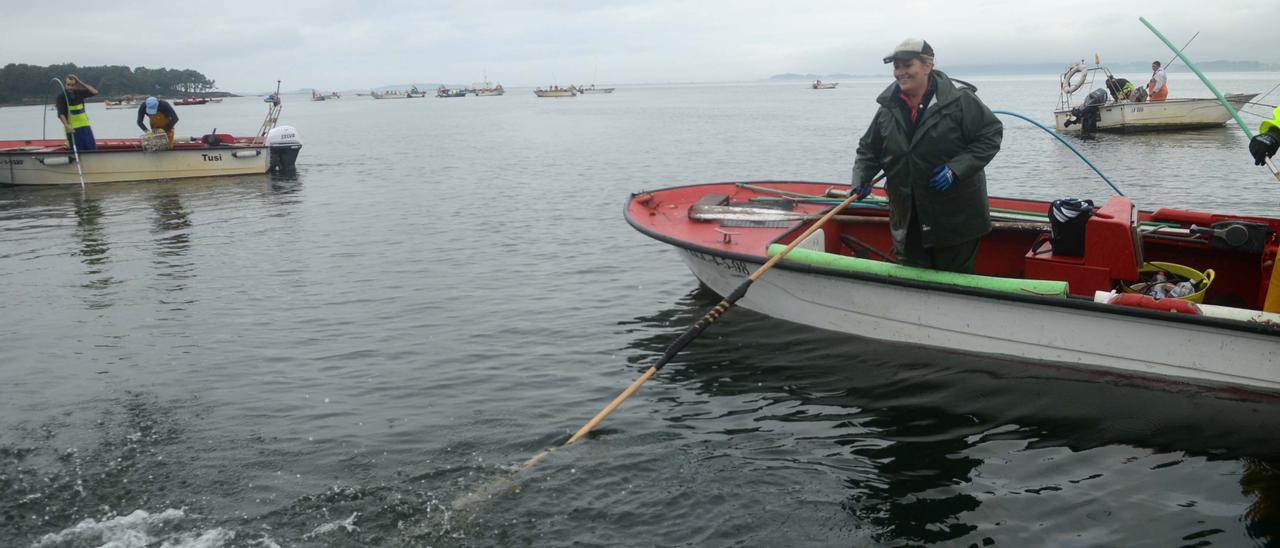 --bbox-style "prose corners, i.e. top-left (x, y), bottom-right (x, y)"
top-left (2, 73), bottom-right (1280, 547)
